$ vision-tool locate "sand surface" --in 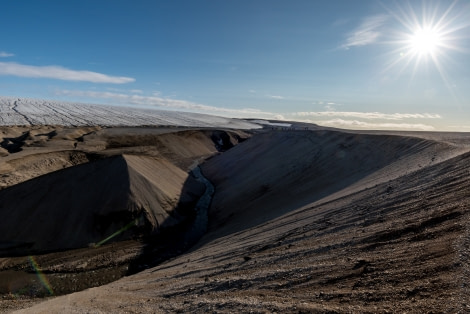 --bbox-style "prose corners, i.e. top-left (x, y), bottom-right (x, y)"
top-left (1, 125), bottom-right (470, 312)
